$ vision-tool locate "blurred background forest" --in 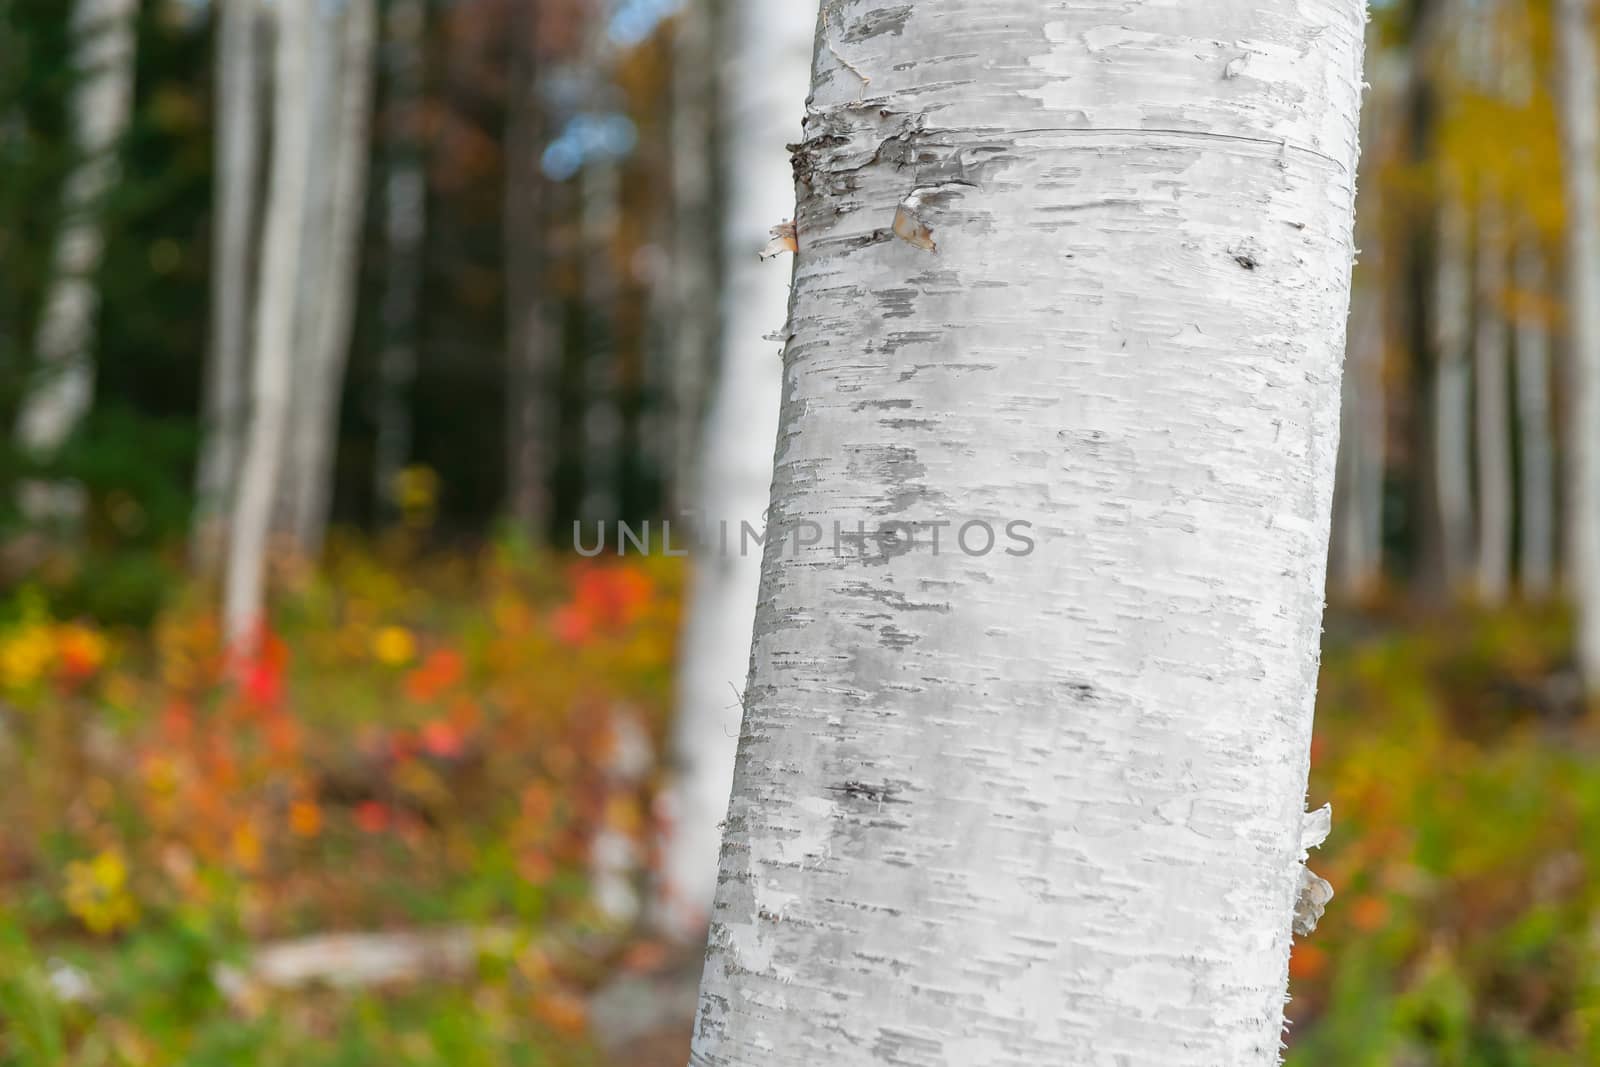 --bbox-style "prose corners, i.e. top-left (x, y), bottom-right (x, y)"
top-left (3, 0), bottom-right (1600, 1064)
